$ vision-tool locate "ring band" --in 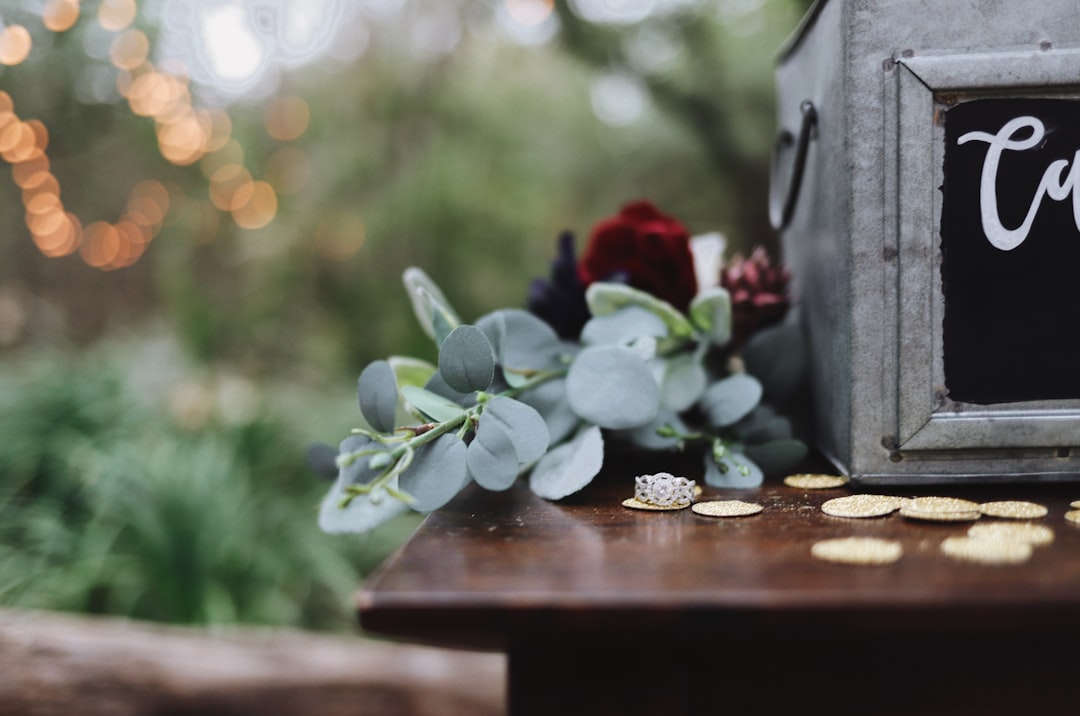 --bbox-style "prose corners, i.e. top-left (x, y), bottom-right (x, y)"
top-left (634, 472), bottom-right (696, 508)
